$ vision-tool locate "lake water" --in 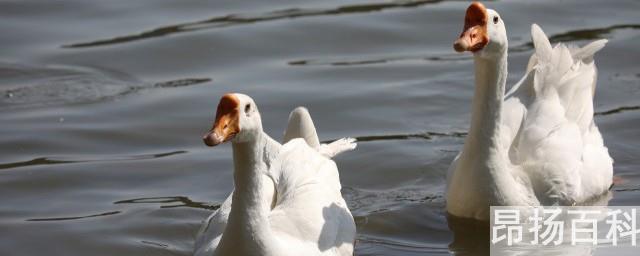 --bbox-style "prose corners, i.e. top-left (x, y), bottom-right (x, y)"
top-left (1, 0), bottom-right (638, 255)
